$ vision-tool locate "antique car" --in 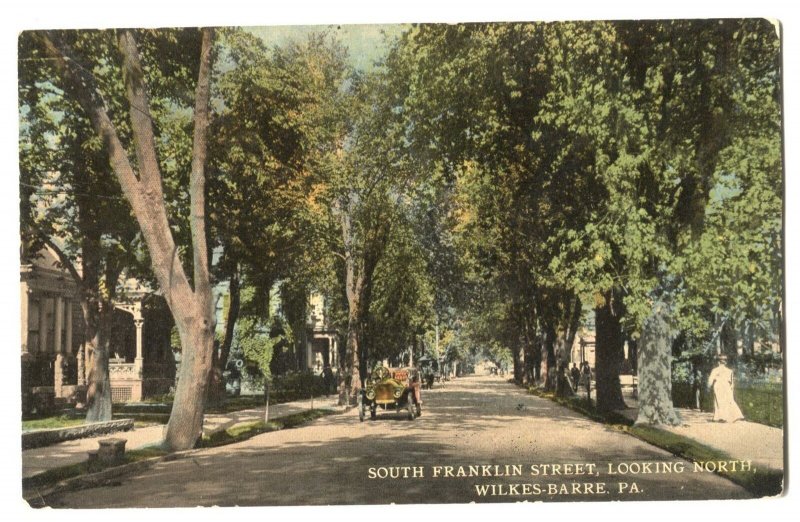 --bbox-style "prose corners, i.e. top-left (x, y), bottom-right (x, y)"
top-left (359, 366), bottom-right (422, 421)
